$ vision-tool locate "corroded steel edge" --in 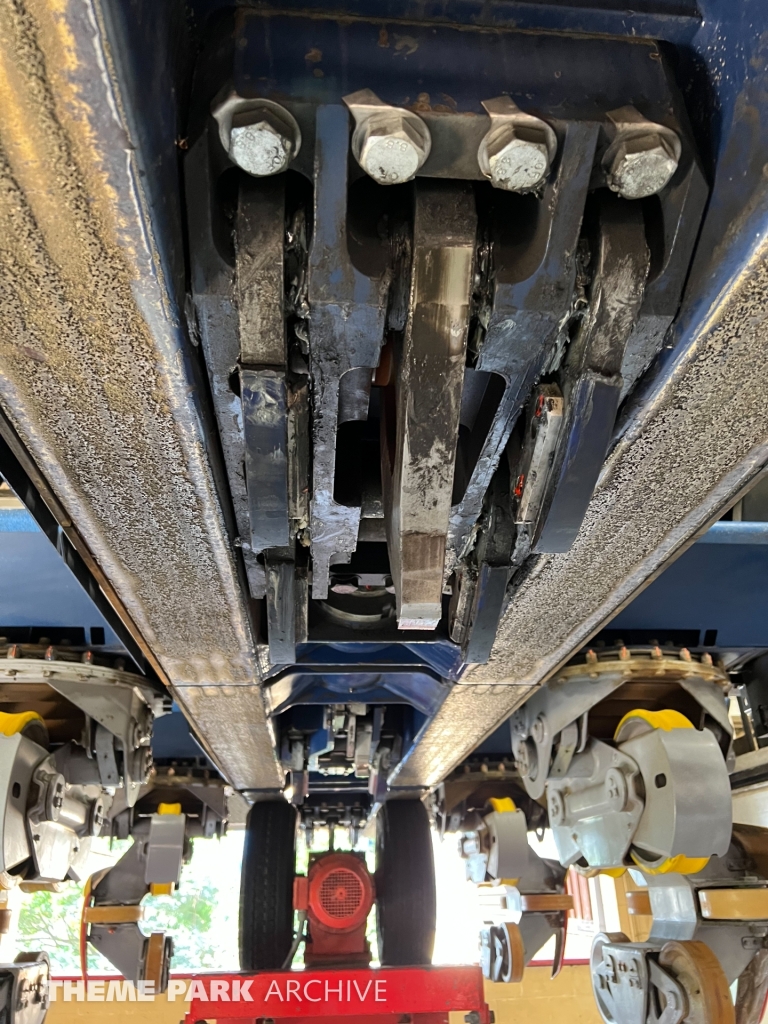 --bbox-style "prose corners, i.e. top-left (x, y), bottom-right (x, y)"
top-left (0, 0), bottom-right (281, 790)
